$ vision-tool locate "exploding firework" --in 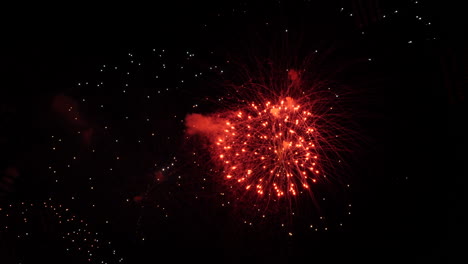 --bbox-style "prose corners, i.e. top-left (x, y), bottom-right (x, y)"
top-left (186, 58), bottom-right (361, 227)
top-left (214, 95), bottom-right (323, 198)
